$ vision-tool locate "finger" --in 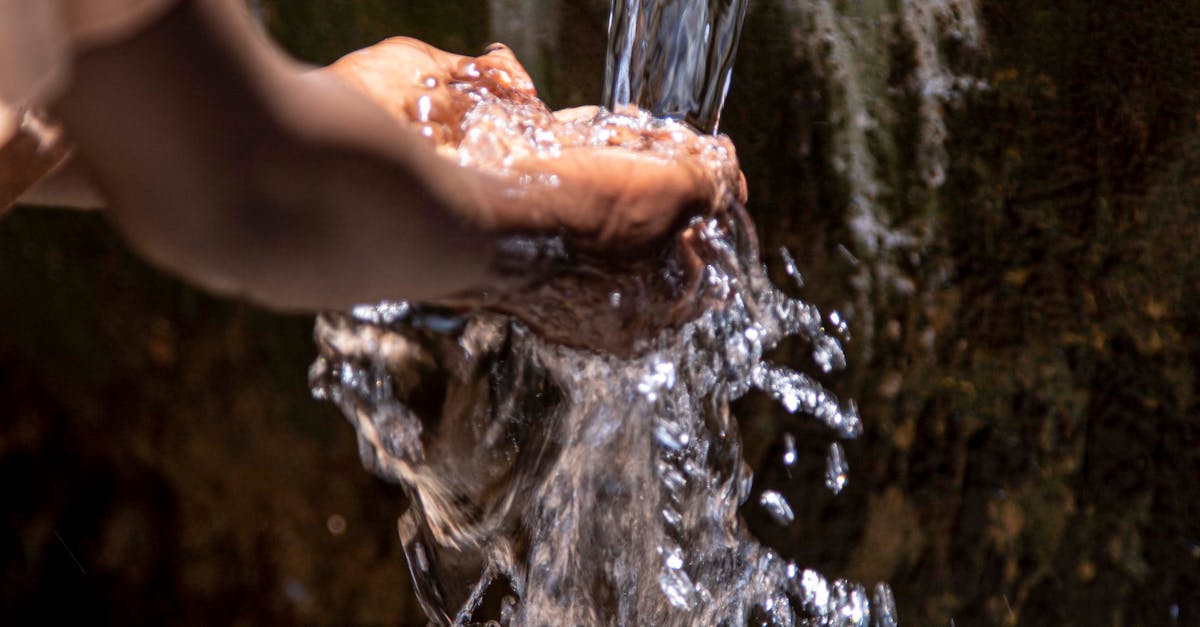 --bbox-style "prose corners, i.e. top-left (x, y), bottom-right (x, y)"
top-left (470, 43), bottom-right (536, 97)
top-left (553, 106), bottom-right (600, 123)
